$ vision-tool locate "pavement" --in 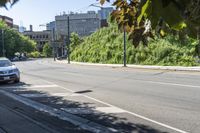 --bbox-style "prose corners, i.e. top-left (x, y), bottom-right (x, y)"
top-left (1, 58), bottom-right (200, 133)
top-left (58, 60), bottom-right (200, 72)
